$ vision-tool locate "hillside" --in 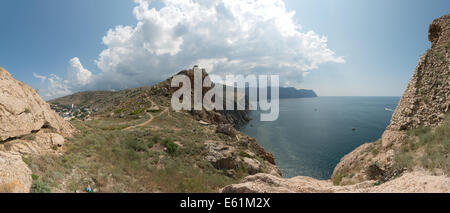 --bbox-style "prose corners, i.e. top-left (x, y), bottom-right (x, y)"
top-left (223, 14), bottom-right (450, 193)
top-left (17, 67), bottom-right (279, 193)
